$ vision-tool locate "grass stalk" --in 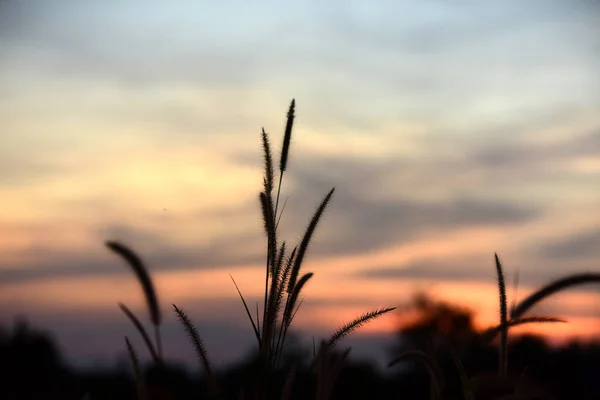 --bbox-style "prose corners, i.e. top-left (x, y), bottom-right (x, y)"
top-left (118, 303), bottom-right (160, 365)
top-left (494, 253), bottom-right (508, 376)
top-left (125, 336), bottom-right (147, 400)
